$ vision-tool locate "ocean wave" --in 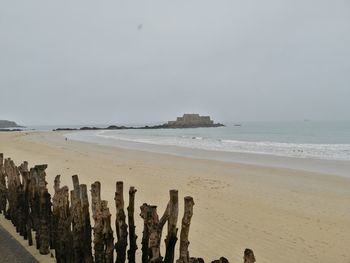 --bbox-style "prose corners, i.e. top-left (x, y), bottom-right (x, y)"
top-left (93, 131), bottom-right (350, 161)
